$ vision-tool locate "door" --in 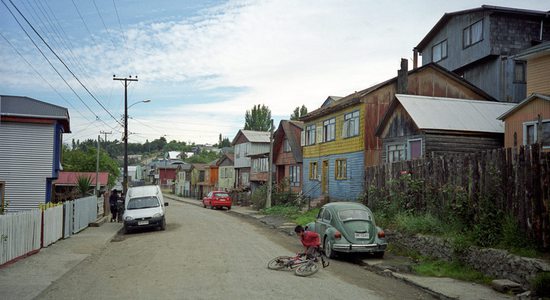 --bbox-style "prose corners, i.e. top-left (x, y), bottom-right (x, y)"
top-left (321, 160), bottom-right (329, 194)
